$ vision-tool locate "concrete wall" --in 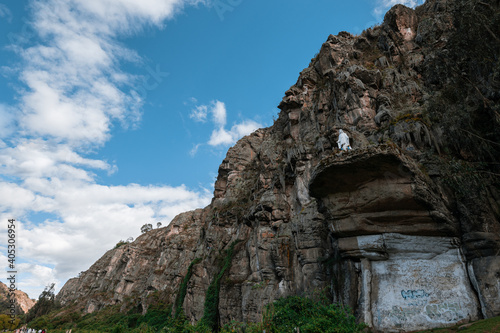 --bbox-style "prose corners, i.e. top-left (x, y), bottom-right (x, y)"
top-left (341, 234), bottom-right (480, 332)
